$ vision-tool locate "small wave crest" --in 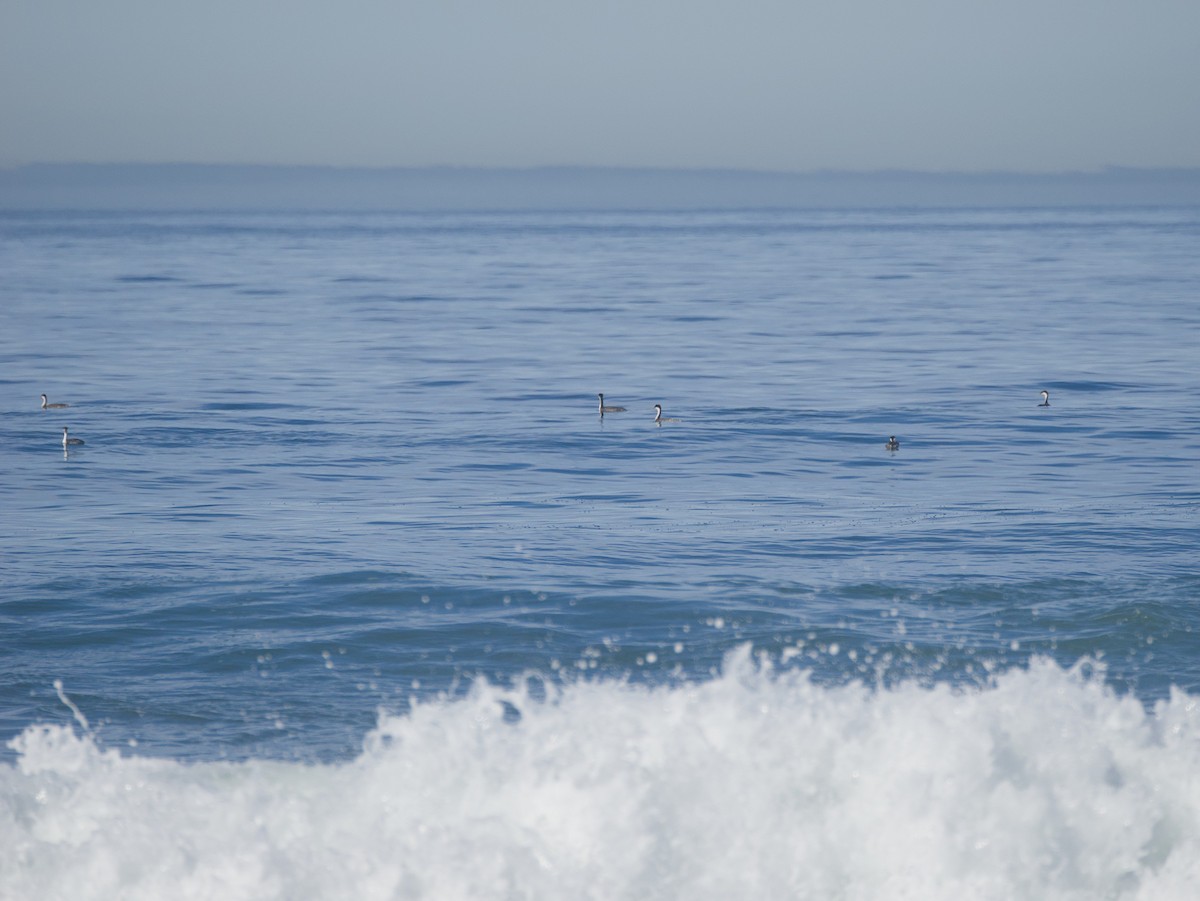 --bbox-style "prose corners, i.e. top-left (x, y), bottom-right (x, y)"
top-left (4, 650), bottom-right (1200, 899)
